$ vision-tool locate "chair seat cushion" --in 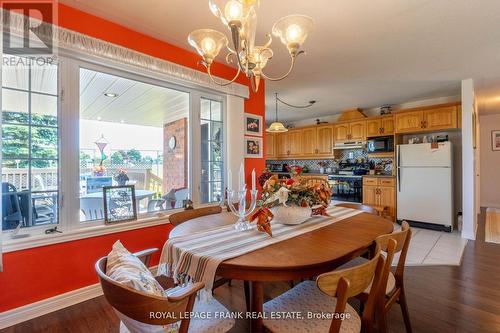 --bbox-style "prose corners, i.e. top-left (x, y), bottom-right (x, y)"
top-left (263, 281), bottom-right (361, 333)
top-left (106, 240), bottom-right (164, 296)
top-left (339, 257), bottom-right (396, 295)
top-left (117, 297), bottom-right (234, 333)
